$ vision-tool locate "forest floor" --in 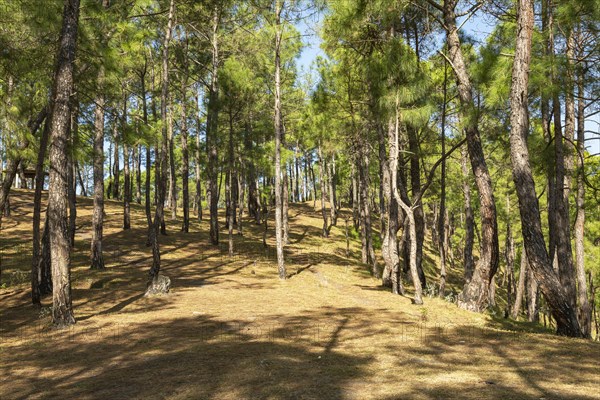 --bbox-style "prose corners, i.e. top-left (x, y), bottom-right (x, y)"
top-left (0, 189), bottom-right (599, 400)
